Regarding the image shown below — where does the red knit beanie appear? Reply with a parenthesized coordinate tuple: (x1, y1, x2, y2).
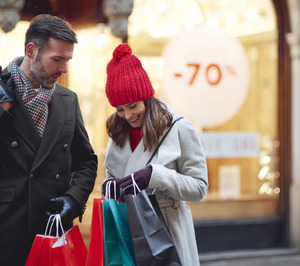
(106, 43, 155, 107)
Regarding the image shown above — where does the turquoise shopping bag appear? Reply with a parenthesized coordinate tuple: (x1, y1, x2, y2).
(103, 199, 136, 266)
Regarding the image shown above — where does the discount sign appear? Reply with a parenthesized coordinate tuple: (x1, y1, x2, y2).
(162, 25, 250, 128)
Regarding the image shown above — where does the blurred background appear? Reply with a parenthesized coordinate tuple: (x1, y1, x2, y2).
(1, 0, 300, 261)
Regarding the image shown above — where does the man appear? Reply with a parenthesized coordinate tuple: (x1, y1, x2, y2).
(0, 14, 98, 265)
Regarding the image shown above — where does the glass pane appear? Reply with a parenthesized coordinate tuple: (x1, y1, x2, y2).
(128, 0, 278, 220)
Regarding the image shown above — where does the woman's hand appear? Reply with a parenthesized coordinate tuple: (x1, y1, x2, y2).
(118, 167, 152, 195)
(102, 178, 121, 200)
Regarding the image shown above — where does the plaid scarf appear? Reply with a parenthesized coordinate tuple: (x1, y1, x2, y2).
(7, 57, 54, 137)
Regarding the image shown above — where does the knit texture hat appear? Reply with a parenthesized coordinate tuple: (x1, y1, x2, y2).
(106, 43, 155, 107)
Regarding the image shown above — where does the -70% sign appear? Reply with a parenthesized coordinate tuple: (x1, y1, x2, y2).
(162, 25, 250, 128)
(174, 63, 237, 86)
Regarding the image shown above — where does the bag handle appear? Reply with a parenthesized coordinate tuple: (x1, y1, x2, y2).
(131, 173, 141, 196)
(105, 180, 118, 200)
(45, 214, 56, 235)
(45, 214, 65, 238)
(146, 116, 183, 196)
(146, 117, 183, 165)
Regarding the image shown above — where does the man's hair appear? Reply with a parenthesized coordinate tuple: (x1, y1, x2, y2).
(25, 14, 78, 53)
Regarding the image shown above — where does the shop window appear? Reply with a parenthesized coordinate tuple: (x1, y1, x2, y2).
(128, 0, 278, 220)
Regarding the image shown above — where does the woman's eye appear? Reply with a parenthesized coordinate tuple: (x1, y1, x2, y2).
(116, 109, 123, 113)
(129, 105, 136, 109)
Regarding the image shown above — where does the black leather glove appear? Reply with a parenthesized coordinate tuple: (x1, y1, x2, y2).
(0, 66, 14, 104)
(102, 178, 120, 200)
(117, 167, 152, 195)
(0, 66, 11, 80)
(46, 195, 81, 232)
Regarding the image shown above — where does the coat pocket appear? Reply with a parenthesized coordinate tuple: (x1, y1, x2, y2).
(61, 122, 75, 131)
(0, 187, 16, 202)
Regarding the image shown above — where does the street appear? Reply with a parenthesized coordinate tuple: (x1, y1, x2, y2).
(199, 248, 300, 266)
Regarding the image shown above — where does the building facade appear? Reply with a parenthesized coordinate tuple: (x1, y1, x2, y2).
(1, 0, 300, 255)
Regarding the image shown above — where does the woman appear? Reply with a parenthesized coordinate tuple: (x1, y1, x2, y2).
(103, 43, 208, 266)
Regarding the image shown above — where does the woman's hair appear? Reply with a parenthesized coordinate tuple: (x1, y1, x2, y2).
(106, 97, 173, 151)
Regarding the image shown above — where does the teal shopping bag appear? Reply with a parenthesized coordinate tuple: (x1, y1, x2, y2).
(103, 199, 136, 266)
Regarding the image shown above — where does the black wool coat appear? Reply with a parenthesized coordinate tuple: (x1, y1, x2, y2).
(0, 83, 98, 266)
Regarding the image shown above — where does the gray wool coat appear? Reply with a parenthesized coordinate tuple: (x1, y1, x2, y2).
(105, 103, 208, 266)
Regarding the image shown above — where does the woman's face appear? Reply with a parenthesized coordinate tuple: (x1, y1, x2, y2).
(116, 101, 146, 128)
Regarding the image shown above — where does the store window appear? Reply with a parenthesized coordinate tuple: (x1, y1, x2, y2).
(128, 0, 279, 220)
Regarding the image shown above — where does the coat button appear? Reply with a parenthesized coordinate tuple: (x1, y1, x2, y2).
(63, 144, 68, 150)
(29, 173, 34, 179)
(11, 141, 18, 148)
(55, 174, 61, 180)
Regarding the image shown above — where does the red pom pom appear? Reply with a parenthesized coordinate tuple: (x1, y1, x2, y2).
(113, 44, 132, 60)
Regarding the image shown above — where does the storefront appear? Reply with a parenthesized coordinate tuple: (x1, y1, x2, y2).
(1, 0, 299, 254)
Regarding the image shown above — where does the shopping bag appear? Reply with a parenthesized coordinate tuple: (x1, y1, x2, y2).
(26, 214, 87, 266)
(51, 225, 88, 266)
(124, 175, 181, 266)
(27, 214, 62, 266)
(26, 233, 45, 266)
(103, 181, 136, 266)
(86, 198, 105, 266)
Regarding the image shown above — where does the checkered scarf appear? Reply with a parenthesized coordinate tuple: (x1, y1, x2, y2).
(7, 57, 54, 137)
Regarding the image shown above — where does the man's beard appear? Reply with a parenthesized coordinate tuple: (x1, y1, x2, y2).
(30, 56, 53, 89)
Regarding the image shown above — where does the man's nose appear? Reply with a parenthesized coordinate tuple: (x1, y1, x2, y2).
(59, 62, 68, 74)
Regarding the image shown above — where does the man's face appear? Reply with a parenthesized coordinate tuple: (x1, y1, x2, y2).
(30, 37, 74, 89)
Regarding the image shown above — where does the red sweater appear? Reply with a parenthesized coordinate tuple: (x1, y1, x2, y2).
(130, 128, 143, 151)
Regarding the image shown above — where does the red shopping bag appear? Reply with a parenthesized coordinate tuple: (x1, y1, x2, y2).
(27, 214, 61, 266)
(27, 214, 87, 266)
(51, 226, 87, 266)
(86, 198, 105, 266)
(27, 235, 59, 266)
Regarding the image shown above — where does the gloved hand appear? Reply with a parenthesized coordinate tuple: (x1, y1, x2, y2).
(118, 167, 152, 195)
(0, 66, 11, 80)
(0, 66, 14, 104)
(102, 178, 120, 200)
(46, 195, 81, 232)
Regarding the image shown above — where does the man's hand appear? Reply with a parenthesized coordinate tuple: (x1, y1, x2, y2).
(1, 102, 13, 111)
(0, 66, 14, 111)
(46, 195, 81, 231)
(0, 83, 13, 108)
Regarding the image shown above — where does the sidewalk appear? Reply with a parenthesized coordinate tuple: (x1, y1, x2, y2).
(199, 248, 300, 266)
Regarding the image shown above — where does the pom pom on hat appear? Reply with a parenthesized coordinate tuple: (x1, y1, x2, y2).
(112, 43, 132, 60)
(106, 43, 155, 107)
